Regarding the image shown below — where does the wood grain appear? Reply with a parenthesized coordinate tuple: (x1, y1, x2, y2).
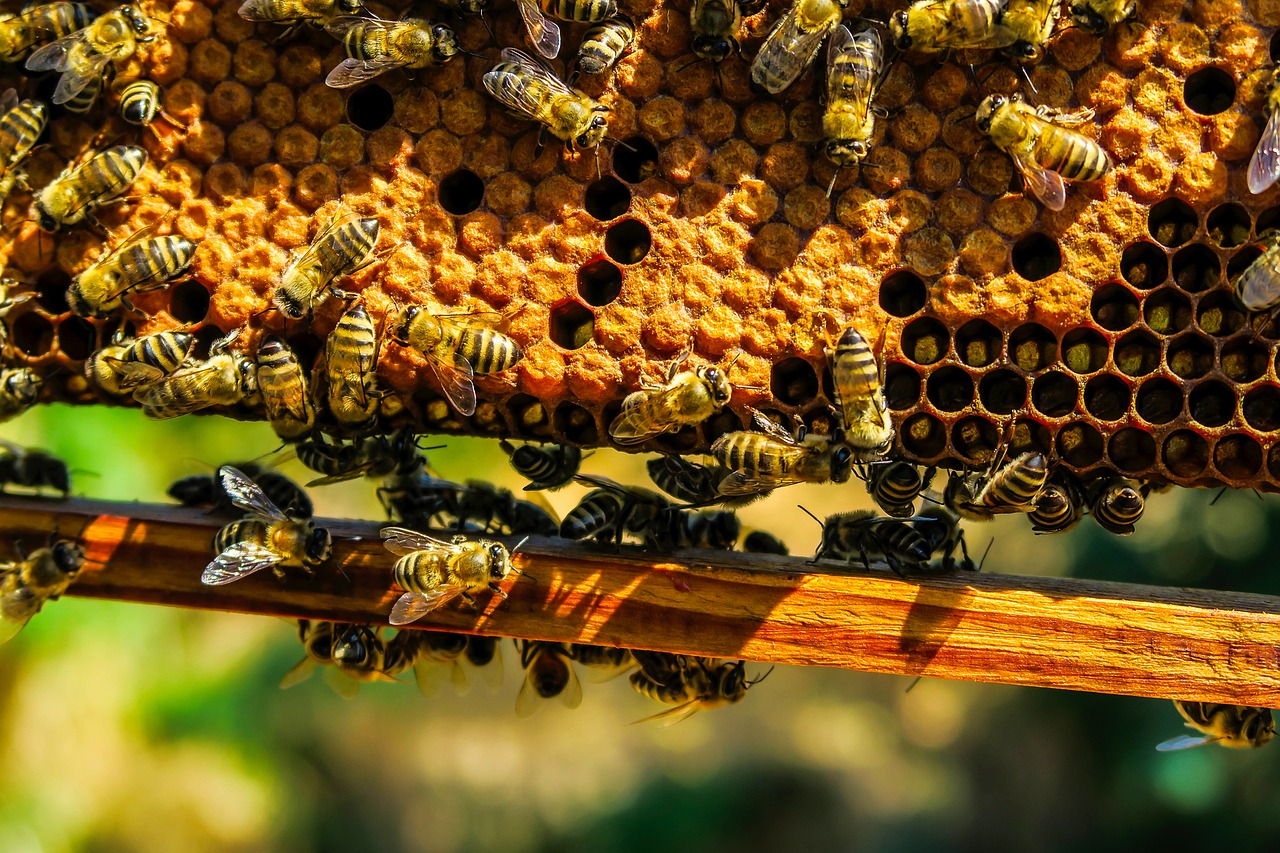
(4, 495, 1279, 705)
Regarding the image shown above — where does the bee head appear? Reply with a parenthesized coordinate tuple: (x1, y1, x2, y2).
(1246, 711, 1276, 747)
(34, 200, 59, 233)
(699, 365, 731, 405)
(305, 527, 333, 563)
(5, 369, 38, 402)
(392, 306, 418, 342)
(486, 543, 509, 577)
(1068, 4, 1108, 35)
(334, 625, 374, 665)
(432, 24, 460, 62)
(51, 540, 85, 576)
(120, 5, 151, 35)
(829, 443, 854, 483)
(692, 36, 733, 63)
(888, 10, 910, 50)
(974, 95, 1003, 132)
(714, 660, 747, 699)
(824, 139, 867, 168)
(575, 109, 610, 149)
(1007, 41, 1042, 65)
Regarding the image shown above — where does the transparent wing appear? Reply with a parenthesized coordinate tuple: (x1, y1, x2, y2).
(0, 614, 29, 646)
(220, 465, 288, 520)
(49, 50, 110, 105)
(1012, 149, 1066, 212)
(516, 0, 561, 59)
(463, 642, 504, 692)
(326, 57, 402, 88)
(1156, 734, 1217, 751)
(389, 588, 465, 625)
(304, 467, 369, 487)
(946, 0, 1017, 48)
(1249, 109, 1280, 194)
(201, 541, 282, 585)
(607, 392, 671, 444)
(716, 471, 795, 496)
(24, 31, 77, 71)
(826, 23, 853, 68)
(632, 700, 701, 726)
(279, 655, 317, 689)
(134, 362, 228, 418)
(324, 667, 362, 699)
(484, 48, 575, 117)
(757, 7, 829, 95)
(380, 525, 455, 555)
(515, 658, 582, 718)
(426, 354, 477, 417)
(412, 656, 467, 698)
(0, 88, 16, 113)
(748, 410, 799, 444)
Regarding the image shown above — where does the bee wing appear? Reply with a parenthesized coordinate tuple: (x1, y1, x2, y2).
(24, 31, 78, 71)
(464, 643, 504, 691)
(749, 410, 799, 444)
(238, 0, 295, 21)
(0, 614, 30, 646)
(756, 6, 829, 95)
(826, 23, 854, 66)
(380, 525, 456, 555)
(486, 48, 576, 114)
(0, 88, 16, 113)
(632, 700, 701, 726)
(220, 465, 288, 520)
(134, 361, 227, 419)
(412, 655, 467, 698)
(607, 389, 675, 444)
(389, 588, 465, 625)
(515, 0, 562, 59)
(426, 354, 477, 417)
(1155, 734, 1219, 751)
(324, 668, 362, 699)
(1011, 149, 1066, 212)
(49, 50, 110, 105)
(279, 655, 318, 689)
(201, 541, 282, 585)
(326, 57, 403, 88)
(946, 0, 1017, 48)
(1249, 108, 1280, 194)
(716, 471, 794, 496)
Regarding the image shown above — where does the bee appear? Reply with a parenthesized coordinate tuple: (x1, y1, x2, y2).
(560, 474, 669, 545)
(324, 16, 459, 89)
(999, 0, 1058, 65)
(975, 94, 1111, 212)
(499, 440, 582, 491)
(483, 48, 611, 152)
(710, 411, 855, 496)
(68, 227, 196, 318)
(87, 329, 193, 396)
(742, 529, 789, 555)
(452, 480, 559, 537)
(608, 352, 733, 446)
(1157, 702, 1275, 751)
(436, 0, 490, 18)
(688, 0, 761, 64)
(391, 304, 523, 417)
(630, 653, 770, 724)
(0, 367, 41, 422)
(0, 442, 69, 496)
(516, 640, 583, 716)
(274, 214, 379, 320)
(406, 630, 470, 696)
(62, 71, 101, 113)
(1067, 0, 1137, 36)
(822, 26, 885, 194)
(34, 144, 146, 233)
(0, 92, 46, 204)
(911, 506, 980, 572)
(645, 455, 758, 508)
(1088, 475, 1144, 536)
(887, 0, 1014, 53)
(256, 335, 315, 442)
(168, 462, 312, 518)
(0, 538, 85, 643)
(203, 466, 332, 586)
(238, 0, 363, 33)
(807, 508, 931, 575)
(574, 15, 634, 80)
(25, 5, 155, 106)
(1028, 472, 1084, 534)
(280, 621, 397, 696)
(134, 329, 257, 419)
(1233, 231, 1280, 313)
(380, 526, 520, 625)
(861, 461, 935, 518)
(829, 326, 893, 461)
(298, 429, 424, 486)
(0, 3, 96, 63)
(749, 0, 847, 95)
(945, 450, 1049, 520)
(377, 470, 462, 526)
(116, 78, 173, 127)
(324, 302, 382, 433)
(645, 507, 741, 551)
(570, 643, 634, 674)
(0, 277, 33, 350)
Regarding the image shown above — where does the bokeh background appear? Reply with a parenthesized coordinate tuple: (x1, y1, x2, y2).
(0, 405, 1278, 852)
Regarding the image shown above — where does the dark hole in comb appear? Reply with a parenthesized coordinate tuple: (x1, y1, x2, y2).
(879, 271, 926, 317)
(1031, 371, 1076, 417)
(1119, 241, 1168, 289)
(1215, 434, 1262, 480)
(12, 312, 52, 357)
(169, 279, 210, 324)
(613, 136, 659, 184)
(1189, 379, 1235, 428)
(1169, 244, 1218, 293)
(884, 363, 921, 410)
(1148, 198, 1197, 247)
(56, 316, 94, 360)
(554, 401, 598, 445)
(583, 176, 631, 221)
(1011, 233, 1060, 282)
(1135, 377, 1181, 425)
(1243, 385, 1280, 432)
(1166, 333, 1213, 380)
(1183, 66, 1236, 116)
(1163, 430, 1208, 478)
(1090, 283, 1139, 331)
(1057, 423, 1103, 467)
(439, 169, 485, 216)
(1083, 374, 1127, 421)
(900, 412, 945, 459)
(577, 258, 623, 306)
(1109, 428, 1156, 474)
(1206, 203, 1251, 248)
(548, 300, 594, 350)
(978, 369, 1025, 414)
(604, 219, 651, 265)
(926, 366, 974, 412)
(34, 268, 70, 314)
(771, 357, 818, 406)
(346, 83, 394, 131)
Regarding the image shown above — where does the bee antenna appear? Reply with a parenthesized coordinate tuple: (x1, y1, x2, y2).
(748, 665, 775, 685)
(826, 167, 841, 198)
(975, 538, 993, 572)
(605, 136, 636, 152)
(511, 535, 530, 554)
(480, 12, 494, 40)
(1020, 66, 1038, 96)
(673, 55, 703, 75)
(797, 505, 823, 527)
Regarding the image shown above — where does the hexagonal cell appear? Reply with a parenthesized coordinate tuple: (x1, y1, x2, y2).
(1060, 327, 1107, 375)
(702, 407, 744, 443)
(1148, 198, 1198, 248)
(1243, 385, 1280, 431)
(1119, 241, 1169, 290)
(169, 279, 211, 324)
(771, 357, 819, 406)
(548, 300, 595, 350)
(1206, 203, 1251, 249)
(884, 362, 922, 410)
(901, 317, 949, 365)
(583, 176, 631, 221)
(34, 269, 70, 314)
(1142, 288, 1192, 334)
(613, 136, 659, 183)
(1009, 418, 1051, 456)
(1214, 434, 1263, 480)
(1183, 66, 1236, 116)
(11, 312, 53, 357)
(1163, 430, 1209, 478)
(951, 416, 999, 463)
(1030, 370, 1077, 417)
(439, 169, 485, 216)
(1135, 377, 1182, 425)
(926, 366, 974, 412)
(1090, 283, 1139, 331)
(1166, 333, 1214, 379)
(1220, 338, 1269, 383)
(1257, 205, 1280, 236)
(879, 271, 926, 318)
(604, 219, 651, 265)
(978, 369, 1026, 414)
(346, 84, 394, 131)
(56, 316, 94, 361)
(1083, 374, 1128, 420)
(1113, 329, 1159, 377)
(1056, 423, 1104, 467)
(1195, 290, 1246, 336)
(1011, 232, 1061, 281)
(1226, 245, 1263, 284)
(1007, 323, 1057, 371)
(1108, 428, 1156, 474)
(1188, 379, 1235, 428)
(577, 258, 623, 306)
(505, 393, 550, 437)
(901, 412, 946, 458)
(1170, 244, 1219, 293)
(554, 401, 599, 445)
(955, 319, 1000, 368)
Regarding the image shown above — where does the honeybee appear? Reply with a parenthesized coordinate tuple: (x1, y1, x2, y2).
(645, 507, 741, 551)
(391, 304, 523, 417)
(325, 302, 382, 433)
(380, 526, 520, 625)
(1157, 702, 1275, 751)
(1067, 0, 1137, 35)
(34, 144, 147, 233)
(87, 328, 193, 396)
(608, 352, 733, 445)
(1028, 472, 1083, 534)
(911, 506, 980, 572)
(749, 0, 847, 95)
(646, 455, 756, 508)
(68, 227, 196, 318)
(630, 653, 769, 724)
(688, 0, 761, 64)
(0, 443, 69, 496)
(574, 15, 634, 80)
(1251, 70, 1280, 195)
(238, 0, 362, 32)
(710, 411, 855, 496)
(1088, 475, 1144, 536)
(0, 367, 41, 422)
(822, 26, 885, 195)
(975, 94, 1111, 212)
(406, 630, 469, 696)
(298, 429, 424, 486)
(1234, 231, 1280, 314)
(203, 465, 332, 586)
(324, 16, 459, 88)
(944, 449, 1049, 520)
(0, 92, 46, 204)
(62, 71, 101, 113)
(483, 48, 611, 151)
(742, 529, 788, 555)
(516, 640, 583, 716)
(807, 507, 931, 575)
(499, 440, 582, 491)
(0, 538, 85, 643)
(256, 335, 315, 442)
(829, 326, 893, 460)
(25, 5, 155, 106)
(570, 642, 634, 675)
(281, 620, 397, 697)
(560, 474, 669, 545)
(133, 329, 258, 419)
(169, 461, 312, 518)
(860, 461, 935, 517)
(274, 214, 379, 320)
(117, 78, 173, 127)
(0, 3, 96, 63)
(451, 479, 559, 536)
(887, 0, 1014, 53)
(1000, 0, 1059, 65)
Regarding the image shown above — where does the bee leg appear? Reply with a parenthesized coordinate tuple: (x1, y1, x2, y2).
(534, 128, 547, 159)
(461, 591, 479, 609)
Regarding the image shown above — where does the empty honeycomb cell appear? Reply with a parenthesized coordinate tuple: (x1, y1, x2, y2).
(583, 177, 631, 221)
(1148, 198, 1199, 247)
(879, 271, 926, 318)
(1008, 323, 1057, 371)
(926, 366, 975, 412)
(1189, 379, 1236, 427)
(1032, 370, 1078, 417)
(1119, 241, 1170, 290)
(884, 363, 922, 411)
(169, 280, 211, 325)
(1090, 283, 1140, 331)
(1169, 243, 1219, 293)
(952, 416, 1000, 463)
(56, 317, 94, 362)
(901, 317, 949, 366)
(439, 170, 485, 216)
(1135, 377, 1182, 424)
(956, 319, 1001, 368)
(34, 269, 70, 315)
(577, 259, 623, 307)
(1195, 290, 1247, 336)
(1183, 66, 1237, 116)
(1163, 430, 1209, 477)
(1143, 288, 1193, 334)
(347, 85, 395, 132)
(1057, 423, 1105, 467)
(1214, 434, 1263, 479)
(1167, 333, 1214, 379)
(771, 357, 819, 406)
(1084, 374, 1130, 420)
(1114, 330, 1160, 377)
(1061, 328, 1108, 375)
(554, 401, 598, 445)
(1206, 203, 1252, 248)
(702, 408, 745, 444)
(1221, 339, 1269, 382)
(1011, 233, 1061, 282)
(12, 312, 52, 358)
(978, 370, 1027, 414)
(1243, 384, 1280, 430)
(549, 301, 595, 350)
(1108, 428, 1157, 473)
(901, 412, 946, 458)
(506, 394, 549, 437)
(604, 220, 652, 265)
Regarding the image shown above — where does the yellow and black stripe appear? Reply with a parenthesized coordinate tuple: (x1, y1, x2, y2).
(539, 0, 614, 23)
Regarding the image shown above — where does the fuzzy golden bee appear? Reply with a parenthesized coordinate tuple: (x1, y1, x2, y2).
(750, 0, 847, 95)
(608, 352, 732, 445)
(710, 411, 855, 496)
(483, 48, 610, 151)
(0, 367, 40, 422)
(688, 0, 760, 64)
(325, 301, 382, 433)
(829, 326, 893, 460)
(999, 0, 1059, 65)
(516, 640, 583, 717)
(25, 4, 154, 105)
(861, 461, 934, 518)
(888, 0, 1013, 53)
(238, 0, 362, 31)
(86, 328, 194, 396)
(324, 16, 459, 88)
(390, 305, 523, 417)
(574, 14, 633, 79)
(630, 653, 770, 724)
(380, 526, 520, 625)
(975, 93, 1111, 212)
(822, 25, 884, 194)
(257, 335, 315, 441)
(1067, 0, 1136, 35)
(1234, 231, 1280, 313)
(116, 78, 173, 127)
(0, 538, 85, 644)
(274, 213, 379, 320)
(0, 2, 96, 63)
(133, 329, 258, 419)
(34, 144, 147, 233)
(0, 92, 45, 204)
(1157, 702, 1275, 752)
(68, 227, 196, 318)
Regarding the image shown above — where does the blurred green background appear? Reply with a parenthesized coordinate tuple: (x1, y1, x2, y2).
(0, 404, 1278, 852)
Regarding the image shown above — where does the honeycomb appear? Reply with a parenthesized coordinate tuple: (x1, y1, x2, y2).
(0, 0, 1276, 490)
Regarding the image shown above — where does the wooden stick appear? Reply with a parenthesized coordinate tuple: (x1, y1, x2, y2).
(4, 496, 1279, 705)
